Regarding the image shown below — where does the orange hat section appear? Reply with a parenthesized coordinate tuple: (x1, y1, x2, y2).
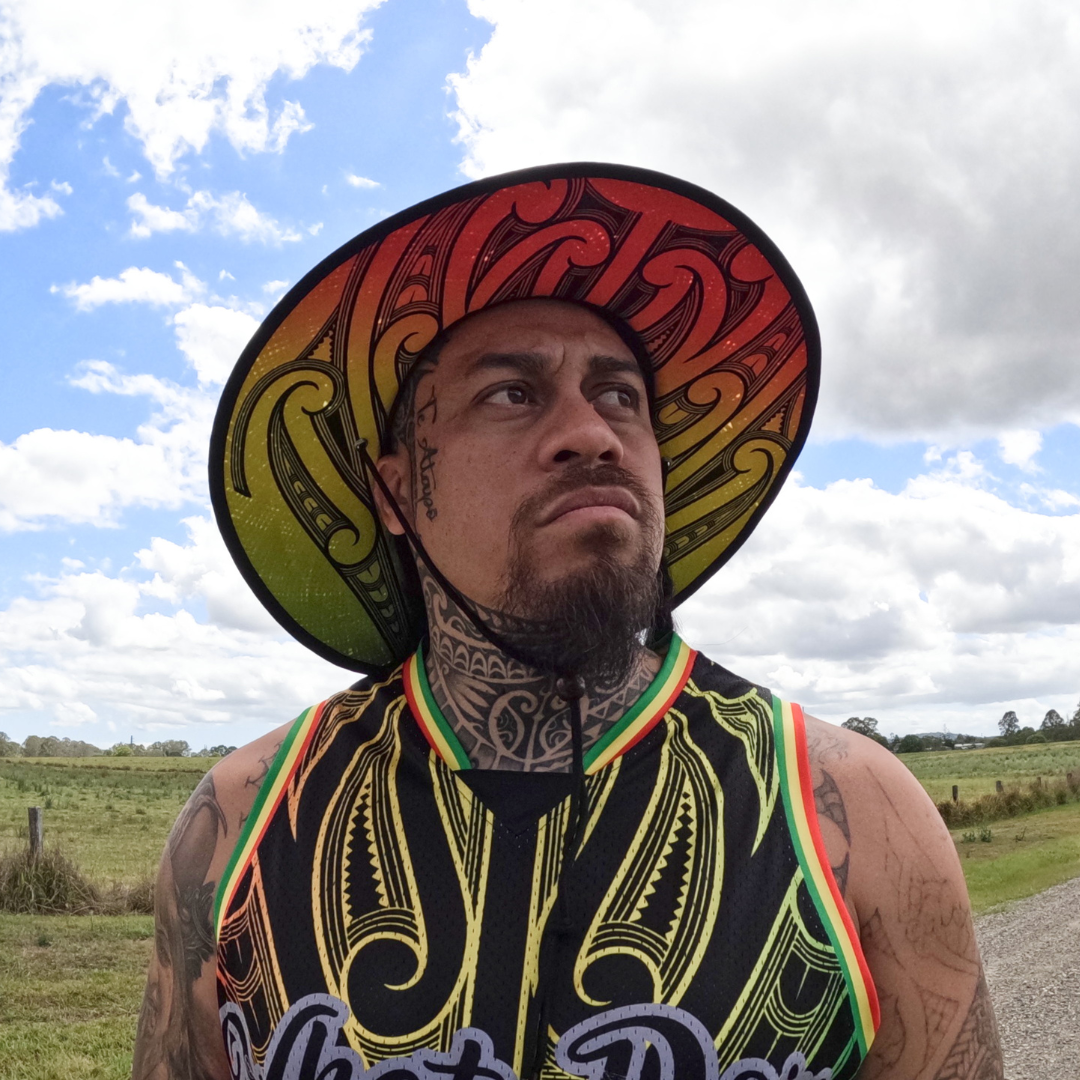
(212, 166, 817, 671)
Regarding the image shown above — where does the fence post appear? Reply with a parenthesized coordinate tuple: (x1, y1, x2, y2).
(995, 780, 1004, 794)
(28, 806, 43, 860)
(952, 785, 959, 803)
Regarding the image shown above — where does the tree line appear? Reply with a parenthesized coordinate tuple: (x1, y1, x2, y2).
(841, 698, 1080, 753)
(993, 702, 1080, 746)
(0, 733, 236, 758)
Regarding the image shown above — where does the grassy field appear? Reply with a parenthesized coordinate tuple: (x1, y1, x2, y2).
(0, 758, 211, 885)
(952, 800, 1080, 912)
(0, 912, 153, 1080)
(898, 739, 1080, 802)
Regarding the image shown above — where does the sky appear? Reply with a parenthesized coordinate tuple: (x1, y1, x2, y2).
(0, 0, 1077, 749)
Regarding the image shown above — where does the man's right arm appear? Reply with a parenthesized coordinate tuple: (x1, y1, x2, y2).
(132, 722, 294, 1080)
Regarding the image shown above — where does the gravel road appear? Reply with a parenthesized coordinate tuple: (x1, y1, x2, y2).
(976, 874, 1080, 1080)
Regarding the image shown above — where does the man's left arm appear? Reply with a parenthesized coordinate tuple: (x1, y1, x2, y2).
(804, 717, 1004, 1080)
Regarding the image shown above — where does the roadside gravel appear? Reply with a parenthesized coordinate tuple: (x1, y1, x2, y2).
(976, 874, 1080, 1080)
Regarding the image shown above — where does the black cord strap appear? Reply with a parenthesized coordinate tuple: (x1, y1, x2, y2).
(355, 438, 544, 671)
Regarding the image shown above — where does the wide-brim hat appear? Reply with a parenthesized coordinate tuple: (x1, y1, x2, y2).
(210, 163, 819, 674)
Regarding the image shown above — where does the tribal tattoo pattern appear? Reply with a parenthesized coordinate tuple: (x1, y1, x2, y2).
(420, 567, 659, 771)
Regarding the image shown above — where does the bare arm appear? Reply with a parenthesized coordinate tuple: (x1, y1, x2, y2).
(805, 717, 1003, 1080)
(132, 725, 292, 1080)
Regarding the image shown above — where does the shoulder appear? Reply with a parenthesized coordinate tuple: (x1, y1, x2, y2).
(205, 719, 297, 859)
(802, 715, 1001, 1079)
(801, 714, 959, 923)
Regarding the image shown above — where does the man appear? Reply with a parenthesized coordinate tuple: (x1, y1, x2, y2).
(134, 166, 1002, 1080)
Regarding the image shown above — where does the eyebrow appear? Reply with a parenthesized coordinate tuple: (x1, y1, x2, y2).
(469, 351, 646, 381)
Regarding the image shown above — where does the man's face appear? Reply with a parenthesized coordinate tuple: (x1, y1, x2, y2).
(376, 299, 666, 614)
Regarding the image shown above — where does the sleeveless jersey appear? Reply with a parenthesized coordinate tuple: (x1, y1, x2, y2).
(215, 636, 879, 1080)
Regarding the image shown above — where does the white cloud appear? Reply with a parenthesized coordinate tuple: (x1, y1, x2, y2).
(345, 172, 379, 188)
(0, 518, 343, 740)
(0, 363, 214, 531)
(998, 429, 1043, 472)
(49, 179, 72, 195)
(172, 303, 259, 385)
(0, 0, 386, 231)
(678, 455, 1080, 734)
(52, 262, 204, 310)
(450, 0, 1080, 442)
(126, 192, 194, 237)
(127, 189, 302, 243)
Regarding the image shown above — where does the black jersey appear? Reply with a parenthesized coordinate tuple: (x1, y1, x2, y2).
(214, 636, 878, 1080)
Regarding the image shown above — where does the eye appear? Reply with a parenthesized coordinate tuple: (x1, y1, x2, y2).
(594, 385, 639, 411)
(484, 384, 533, 406)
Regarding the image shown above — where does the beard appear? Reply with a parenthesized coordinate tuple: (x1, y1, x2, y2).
(492, 464, 669, 689)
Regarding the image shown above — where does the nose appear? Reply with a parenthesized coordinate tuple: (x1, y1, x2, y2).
(537, 387, 624, 469)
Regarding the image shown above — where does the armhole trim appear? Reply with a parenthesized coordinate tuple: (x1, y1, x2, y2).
(212, 701, 327, 939)
(773, 696, 881, 1056)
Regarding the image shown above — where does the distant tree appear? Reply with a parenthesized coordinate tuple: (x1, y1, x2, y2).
(1042, 709, 1065, 731)
(1027, 732, 1048, 744)
(146, 739, 190, 758)
(998, 711, 1020, 738)
(841, 717, 890, 748)
(194, 744, 236, 758)
(22, 735, 61, 757)
(54, 737, 101, 757)
(111, 743, 133, 757)
(0, 731, 20, 756)
(897, 734, 924, 754)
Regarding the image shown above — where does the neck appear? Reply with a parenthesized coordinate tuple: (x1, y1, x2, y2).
(419, 568, 660, 773)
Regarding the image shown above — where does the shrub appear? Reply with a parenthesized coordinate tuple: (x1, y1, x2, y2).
(0, 847, 99, 914)
(936, 774, 1080, 828)
(0, 846, 155, 915)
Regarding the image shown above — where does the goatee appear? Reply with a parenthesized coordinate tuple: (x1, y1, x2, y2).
(494, 466, 669, 688)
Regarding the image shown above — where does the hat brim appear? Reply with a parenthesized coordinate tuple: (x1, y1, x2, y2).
(210, 163, 819, 673)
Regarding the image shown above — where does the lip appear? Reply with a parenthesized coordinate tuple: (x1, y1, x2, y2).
(539, 485, 641, 526)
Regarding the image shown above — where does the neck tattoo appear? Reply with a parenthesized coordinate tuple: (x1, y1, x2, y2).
(419, 569, 660, 773)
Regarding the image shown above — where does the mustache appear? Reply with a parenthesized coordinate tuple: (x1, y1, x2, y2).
(509, 463, 659, 533)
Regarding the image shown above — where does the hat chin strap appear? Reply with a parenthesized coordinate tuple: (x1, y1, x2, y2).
(354, 438, 587, 691)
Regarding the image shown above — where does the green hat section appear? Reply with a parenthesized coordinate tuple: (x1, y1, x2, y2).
(210, 163, 819, 673)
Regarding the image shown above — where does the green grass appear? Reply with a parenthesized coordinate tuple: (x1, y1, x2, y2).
(899, 739, 1080, 802)
(953, 800, 1080, 912)
(0, 758, 209, 884)
(0, 912, 153, 1080)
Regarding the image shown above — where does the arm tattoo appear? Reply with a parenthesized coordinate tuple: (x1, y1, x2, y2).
(244, 741, 282, 792)
(809, 756, 852, 896)
(421, 568, 658, 772)
(858, 776, 1001, 1079)
(814, 769, 851, 843)
(132, 773, 228, 1079)
(934, 974, 1003, 1079)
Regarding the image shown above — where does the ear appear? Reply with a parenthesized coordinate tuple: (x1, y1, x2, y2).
(373, 450, 412, 536)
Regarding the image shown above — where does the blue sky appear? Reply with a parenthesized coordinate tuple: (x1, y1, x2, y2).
(1, 0, 1078, 749)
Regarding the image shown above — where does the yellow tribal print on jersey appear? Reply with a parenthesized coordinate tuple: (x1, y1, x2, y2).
(215, 641, 877, 1080)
